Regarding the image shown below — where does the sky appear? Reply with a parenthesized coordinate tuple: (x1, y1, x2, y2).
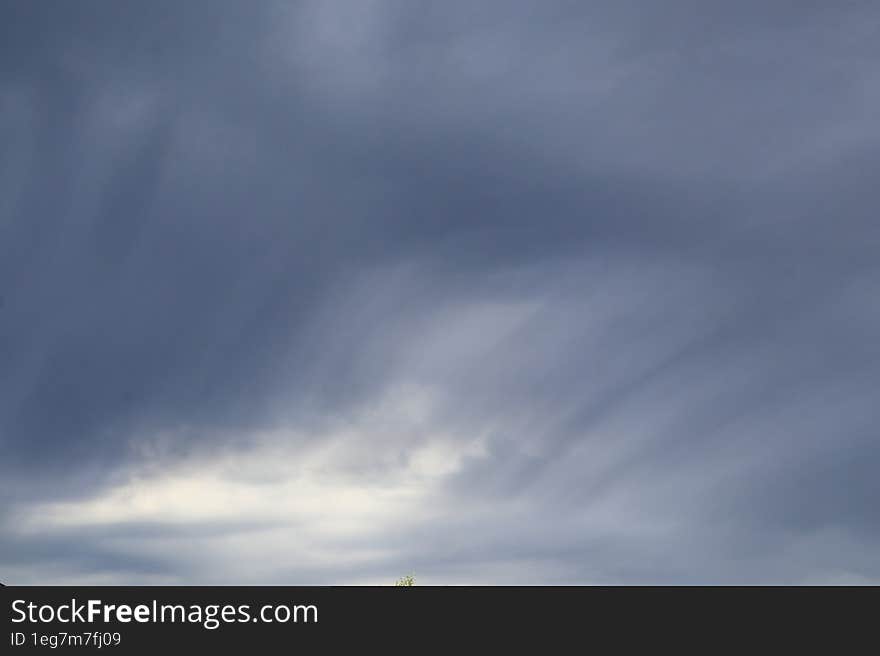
(1, 0, 878, 585)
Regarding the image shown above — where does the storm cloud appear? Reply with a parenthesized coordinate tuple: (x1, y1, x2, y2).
(1, 0, 878, 584)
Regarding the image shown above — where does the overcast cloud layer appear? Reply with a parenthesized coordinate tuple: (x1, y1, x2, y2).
(1, 1, 878, 584)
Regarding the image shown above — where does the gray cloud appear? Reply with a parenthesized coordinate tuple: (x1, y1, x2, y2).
(1, 0, 878, 584)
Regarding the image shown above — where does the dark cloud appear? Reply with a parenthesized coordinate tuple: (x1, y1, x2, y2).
(1, 1, 878, 583)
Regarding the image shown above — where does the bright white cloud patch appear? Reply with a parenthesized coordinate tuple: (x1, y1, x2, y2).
(11, 382, 490, 583)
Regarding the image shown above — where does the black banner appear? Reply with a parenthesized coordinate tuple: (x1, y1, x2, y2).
(2, 585, 875, 652)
